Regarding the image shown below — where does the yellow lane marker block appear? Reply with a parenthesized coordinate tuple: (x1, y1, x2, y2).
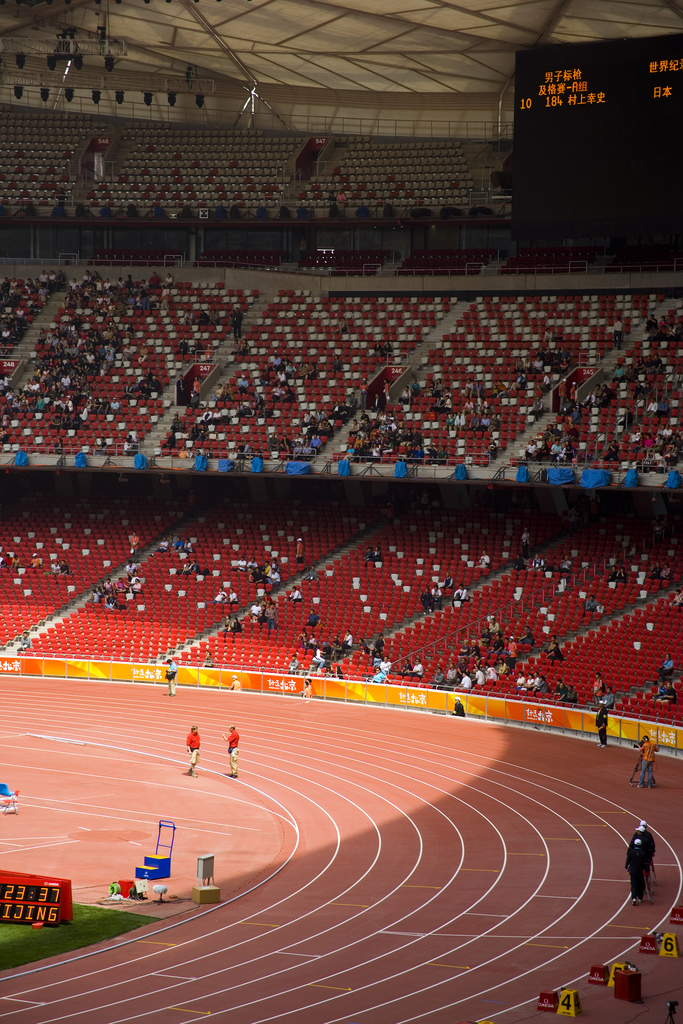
(241, 922, 278, 928)
(557, 989, 583, 1016)
(401, 884, 442, 889)
(660, 933, 681, 957)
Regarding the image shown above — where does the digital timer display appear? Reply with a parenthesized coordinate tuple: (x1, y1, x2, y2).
(513, 33, 683, 239)
(0, 872, 71, 926)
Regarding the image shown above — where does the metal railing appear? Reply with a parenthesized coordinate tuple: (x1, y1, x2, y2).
(396, 262, 485, 276)
(501, 261, 589, 275)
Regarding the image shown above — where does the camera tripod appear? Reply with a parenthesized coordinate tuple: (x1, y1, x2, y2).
(665, 1003, 677, 1024)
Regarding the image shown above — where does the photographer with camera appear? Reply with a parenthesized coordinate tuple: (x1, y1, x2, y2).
(637, 734, 658, 788)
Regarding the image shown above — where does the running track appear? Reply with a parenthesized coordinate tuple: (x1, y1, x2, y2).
(0, 677, 682, 1023)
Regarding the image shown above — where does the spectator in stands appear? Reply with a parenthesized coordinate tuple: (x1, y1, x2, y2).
(401, 658, 423, 681)
(655, 683, 677, 704)
(657, 654, 674, 682)
(547, 637, 564, 662)
(289, 586, 303, 604)
(583, 594, 599, 617)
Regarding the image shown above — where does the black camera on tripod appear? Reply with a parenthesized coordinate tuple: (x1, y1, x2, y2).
(667, 1002, 678, 1012)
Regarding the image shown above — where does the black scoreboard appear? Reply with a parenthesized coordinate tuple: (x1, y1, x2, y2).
(513, 33, 683, 239)
(0, 881, 62, 925)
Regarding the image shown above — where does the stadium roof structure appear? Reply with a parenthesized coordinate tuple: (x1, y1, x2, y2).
(2, 0, 683, 132)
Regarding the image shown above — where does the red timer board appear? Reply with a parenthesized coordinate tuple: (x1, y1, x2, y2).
(0, 871, 73, 925)
(513, 32, 683, 239)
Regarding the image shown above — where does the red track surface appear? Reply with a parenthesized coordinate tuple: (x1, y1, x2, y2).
(0, 676, 682, 1024)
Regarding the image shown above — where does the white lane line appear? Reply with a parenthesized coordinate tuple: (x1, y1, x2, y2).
(0, 840, 79, 856)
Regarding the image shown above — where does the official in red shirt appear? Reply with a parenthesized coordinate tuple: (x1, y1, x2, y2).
(222, 725, 240, 778)
(186, 724, 200, 777)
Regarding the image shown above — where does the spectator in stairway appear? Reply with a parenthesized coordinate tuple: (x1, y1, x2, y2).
(264, 601, 278, 636)
(505, 638, 518, 673)
(420, 588, 433, 614)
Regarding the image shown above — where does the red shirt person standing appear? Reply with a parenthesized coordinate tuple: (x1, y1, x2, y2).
(186, 724, 200, 778)
(222, 725, 240, 778)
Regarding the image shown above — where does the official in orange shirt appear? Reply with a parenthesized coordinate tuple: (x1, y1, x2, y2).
(638, 735, 658, 788)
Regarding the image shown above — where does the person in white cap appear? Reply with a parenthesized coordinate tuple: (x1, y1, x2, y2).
(625, 837, 648, 904)
(451, 697, 466, 718)
(628, 820, 655, 867)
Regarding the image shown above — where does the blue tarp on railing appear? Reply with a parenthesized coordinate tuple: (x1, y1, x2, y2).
(547, 467, 575, 485)
(285, 461, 311, 475)
(516, 465, 529, 483)
(580, 468, 611, 489)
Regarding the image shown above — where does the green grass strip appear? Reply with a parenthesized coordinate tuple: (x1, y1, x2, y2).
(0, 904, 152, 970)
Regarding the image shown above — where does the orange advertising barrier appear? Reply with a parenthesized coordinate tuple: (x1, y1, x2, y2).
(5, 656, 683, 752)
